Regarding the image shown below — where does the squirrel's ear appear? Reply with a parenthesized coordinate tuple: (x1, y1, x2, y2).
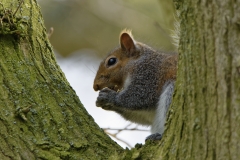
(120, 30, 136, 53)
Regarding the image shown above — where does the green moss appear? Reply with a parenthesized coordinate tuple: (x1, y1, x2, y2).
(0, 11, 28, 36)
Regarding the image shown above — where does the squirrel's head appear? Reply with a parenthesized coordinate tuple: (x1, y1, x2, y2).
(93, 29, 140, 92)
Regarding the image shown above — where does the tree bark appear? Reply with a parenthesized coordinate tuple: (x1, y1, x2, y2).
(160, 0, 240, 159)
(1, 0, 240, 159)
(0, 0, 123, 159)
(124, 1, 240, 159)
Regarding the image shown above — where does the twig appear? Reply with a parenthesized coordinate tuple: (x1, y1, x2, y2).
(103, 123, 149, 133)
(103, 124, 150, 148)
(0, 2, 6, 25)
(13, 0, 24, 16)
(104, 130, 132, 148)
(102, 127, 149, 132)
(47, 27, 54, 38)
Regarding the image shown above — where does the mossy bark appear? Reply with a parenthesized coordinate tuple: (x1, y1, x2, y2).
(0, 0, 123, 159)
(126, 0, 240, 159)
(159, 0, 240, 159)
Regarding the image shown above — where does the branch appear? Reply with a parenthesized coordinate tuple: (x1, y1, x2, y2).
(102, 124, 150, 148)
(102, 127, 149, 132)
(104, 130, 133, 148)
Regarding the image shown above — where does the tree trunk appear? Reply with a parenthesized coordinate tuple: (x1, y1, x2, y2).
(159, 0, 240, 159)
(1, 0, 240, 159)
(0, 0, 123, 159)
(124, 0, 240, 159)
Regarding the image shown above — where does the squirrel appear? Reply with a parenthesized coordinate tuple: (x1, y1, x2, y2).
(93, 29, 178, 141)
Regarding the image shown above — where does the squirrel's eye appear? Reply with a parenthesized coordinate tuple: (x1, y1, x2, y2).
(107, 58, 117, 66)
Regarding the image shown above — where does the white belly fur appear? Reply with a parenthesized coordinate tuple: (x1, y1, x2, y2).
(120, 109, 156, 126)
(151, 81, 174, 134)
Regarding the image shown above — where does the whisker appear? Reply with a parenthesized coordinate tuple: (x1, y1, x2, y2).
(84, 64, 96, 75)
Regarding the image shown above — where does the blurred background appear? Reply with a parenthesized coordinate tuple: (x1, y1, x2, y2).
(38, 0, 176, 148)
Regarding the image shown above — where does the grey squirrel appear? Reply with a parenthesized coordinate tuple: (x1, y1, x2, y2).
(93, 30, 177, 140)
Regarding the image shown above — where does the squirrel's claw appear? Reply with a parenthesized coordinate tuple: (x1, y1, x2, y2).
(96, 87, 116, 110)
(145, 133, 162, 141)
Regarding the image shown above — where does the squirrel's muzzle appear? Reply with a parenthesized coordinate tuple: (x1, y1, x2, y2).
(93, 84, 100, 91)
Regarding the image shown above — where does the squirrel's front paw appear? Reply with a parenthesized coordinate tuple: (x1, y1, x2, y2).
(96, 88, 116, 110)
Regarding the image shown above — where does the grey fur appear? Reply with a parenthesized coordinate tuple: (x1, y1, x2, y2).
(151, 81, 175, 135)
(96, 44, 177, 139)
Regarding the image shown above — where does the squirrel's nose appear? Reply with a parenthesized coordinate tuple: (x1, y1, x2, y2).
(93, 84, 100, 91)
